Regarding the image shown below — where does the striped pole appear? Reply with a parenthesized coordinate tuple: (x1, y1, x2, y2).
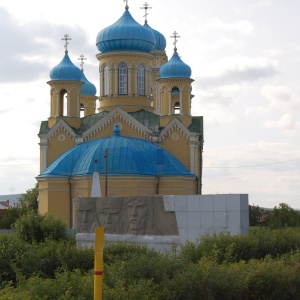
(94, 227, 104, 300)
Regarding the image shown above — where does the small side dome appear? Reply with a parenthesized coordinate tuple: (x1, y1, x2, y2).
(144, 23, 166, 51)
(80, 72, 97, 96)
(50, 53, 82, 81)
(96, 8, 155, 53)
(159, 50, 192, 79)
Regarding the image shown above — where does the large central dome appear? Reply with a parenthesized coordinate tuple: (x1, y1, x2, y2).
(96, 8, 156, 53)
(39, 125, 193, 177)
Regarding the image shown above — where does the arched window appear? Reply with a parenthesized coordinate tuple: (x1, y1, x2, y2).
(103, 66, 109, 96)
(80, 103, 84, 118)
(174, 102, 180, 114)
(137, 65, 145, 96)
(59, 89, 67, 116)
(118, 63, 127, 95)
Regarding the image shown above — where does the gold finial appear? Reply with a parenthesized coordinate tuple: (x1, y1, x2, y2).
(78, 54, 87, 72)
(170, 31, 180, 51)
(61, 34, 71, 53)
(124, 0, 129, 10)
(140, 2, 152, 23)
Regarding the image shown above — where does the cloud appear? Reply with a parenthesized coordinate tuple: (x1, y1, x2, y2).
(264, 114, 300, 134)
(0, 7, 93, 83)
(262, 85, 300, 111)
(244, 106, 269, 116)
(196, 56, 279, 88)
(202, 141, 300, 207)
(201, 18, 254, 35)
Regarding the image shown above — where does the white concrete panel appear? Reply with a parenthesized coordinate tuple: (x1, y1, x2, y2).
(199, 195, 213, 211)
(174, 195, 187, 212)
(240, 194, 249, 211)
(163, 195, 175, 212)
(188, 212, 201, 228)
(226, 194, 242, 211)
(227, 211, 241, 234)
(214, 211, 227, 228)
(187, 195, 200, 212)
(178, 227, 188, 244)
(213, 194, 227, 211)
(188, 227, 200, 243)
(200, 211, 213, 228)
(175, 211, 188, 228)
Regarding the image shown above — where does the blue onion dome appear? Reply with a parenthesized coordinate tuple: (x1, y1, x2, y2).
(159, 49, 192, 79)
(50, 52, 82, 81)
(96, 8, 155, 53)
(143, 22, 166, 51)
(80, 71, 97, 96)
(38, 125, 193, 177)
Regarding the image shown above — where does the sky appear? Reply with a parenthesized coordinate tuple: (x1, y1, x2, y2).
(0, 0, 299, 208)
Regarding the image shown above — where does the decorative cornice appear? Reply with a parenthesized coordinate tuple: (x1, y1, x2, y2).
(82, 107, 153, 142)
(96, 51, 154, 61)
(160, 118, 191, 141)
(156, 78, 194, 84)
(44, 119, 77, 142)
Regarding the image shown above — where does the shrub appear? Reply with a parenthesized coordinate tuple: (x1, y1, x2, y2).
(13, 212, 67, 243)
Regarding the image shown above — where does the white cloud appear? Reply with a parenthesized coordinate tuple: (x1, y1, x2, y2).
(202, 18, 254, 35)
(264, 114, 300, 134)
(196, 56, 279, 87)
(262, 85, 300, 111)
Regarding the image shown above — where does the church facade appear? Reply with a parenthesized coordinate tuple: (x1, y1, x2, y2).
(36, 3, 204, 227)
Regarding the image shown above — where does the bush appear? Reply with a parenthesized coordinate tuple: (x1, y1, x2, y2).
(13, 212, 67, 243)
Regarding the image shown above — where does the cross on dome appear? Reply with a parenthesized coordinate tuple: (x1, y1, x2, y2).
(78, 54, 87, 71)
(170, 31, 180, 51)
(140, 2, 152, 23)
(61, 34, 71, 53)
(123, 0, 129, 10)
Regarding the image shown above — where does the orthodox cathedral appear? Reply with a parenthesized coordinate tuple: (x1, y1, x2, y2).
(36, 2, 204, 227)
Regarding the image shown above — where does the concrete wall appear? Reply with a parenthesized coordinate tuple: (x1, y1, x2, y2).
(76, 194, 249, 252)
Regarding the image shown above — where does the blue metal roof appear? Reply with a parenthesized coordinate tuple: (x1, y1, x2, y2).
(80, 71, 97, 96)
(38, 125, 193, 178)
(143, 23, 166, 51)
(96, 8, 155, 53)
(159, 49, 192, 79)
(49, 53, 82, 81)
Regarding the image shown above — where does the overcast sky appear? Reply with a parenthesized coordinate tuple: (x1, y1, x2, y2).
(0, 0, 299, 208)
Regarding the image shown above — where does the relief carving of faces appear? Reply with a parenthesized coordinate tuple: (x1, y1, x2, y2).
(96, 198, 122, 234)
(127, 197, 149, 234)
(76, 198, 96, 233)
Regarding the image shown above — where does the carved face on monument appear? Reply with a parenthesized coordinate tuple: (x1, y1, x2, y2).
(76, 198, 96, 233)
(97, 198, 122, 234)
(127, 197, 149, 234)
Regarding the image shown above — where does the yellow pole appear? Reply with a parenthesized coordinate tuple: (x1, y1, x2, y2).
(94, 227, 104, 300)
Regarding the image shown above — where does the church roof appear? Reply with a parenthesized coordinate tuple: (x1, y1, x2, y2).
(159, 49, 192, 79)
(96, 8, 155, 53)
(49, 52, 82, 81)
(143, 22, 166, 51)
(38, 110, 203, 136)
(80, 71, 97, 96)
(38, 125, 194, 178)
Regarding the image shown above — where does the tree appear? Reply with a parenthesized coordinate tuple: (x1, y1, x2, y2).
(17, 183, 39, 213)
(249, 204, 271, 226)
(0, 184, 38, 229)
(268, 203, 300, 229)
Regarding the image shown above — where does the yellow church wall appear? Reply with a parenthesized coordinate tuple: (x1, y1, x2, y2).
(47, 132, 75, 167)
(162, 132, 190, 170)
(38, 178, 71, 227)
(84, 120, 151, 143)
